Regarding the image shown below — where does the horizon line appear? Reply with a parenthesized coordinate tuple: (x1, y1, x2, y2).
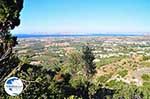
(12, 32, 150, 34)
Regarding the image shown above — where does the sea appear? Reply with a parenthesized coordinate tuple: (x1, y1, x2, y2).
(14, 33, 144, 38)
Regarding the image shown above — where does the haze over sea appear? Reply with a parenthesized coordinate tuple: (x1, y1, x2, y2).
(15, 33, 144, 38)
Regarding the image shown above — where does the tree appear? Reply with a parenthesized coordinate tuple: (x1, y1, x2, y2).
(0, 0, 24, 98)
(0, 0, 24, 82)
(0, 0, 23, 32)
(81, 45, 96, 99)
(0, 0, 23, 51)
(82, 44, 96, 78)
(62, 51, 83, 75)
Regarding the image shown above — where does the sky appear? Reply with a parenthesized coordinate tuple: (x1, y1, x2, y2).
(12, 0, 150, 34)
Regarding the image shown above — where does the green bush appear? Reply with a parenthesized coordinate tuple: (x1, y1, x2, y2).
(142, 74, 150, 81)
(140, 61, 150, 67)
(118, 69, 128, 77)
(106, 80, 126, 89)
(96, 74, 112, 84)
(96, 56, 126, 68)
(142, 55, 150, 61)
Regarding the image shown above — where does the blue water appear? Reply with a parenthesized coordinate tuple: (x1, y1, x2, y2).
(14, 33, 143, 38)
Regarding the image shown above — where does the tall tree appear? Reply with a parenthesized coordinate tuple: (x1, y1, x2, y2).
(82, 44, 96, 78)
(0, 0, 24, 82)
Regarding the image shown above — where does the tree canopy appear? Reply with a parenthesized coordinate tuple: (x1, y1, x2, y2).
(0, 0, 23, 34)
(0, 0, 24, 83)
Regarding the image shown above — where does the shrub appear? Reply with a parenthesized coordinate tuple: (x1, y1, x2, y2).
(142, 74, 150, 81)
(118, 69, 128, 77)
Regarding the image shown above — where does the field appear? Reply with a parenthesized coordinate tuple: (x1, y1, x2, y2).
(16, 36, 150, 87)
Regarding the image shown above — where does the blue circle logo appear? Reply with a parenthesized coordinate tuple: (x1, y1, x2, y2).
(4, 77, 23, 96)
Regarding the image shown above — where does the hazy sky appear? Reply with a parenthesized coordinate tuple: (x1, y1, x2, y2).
(12, 0, 150, 34)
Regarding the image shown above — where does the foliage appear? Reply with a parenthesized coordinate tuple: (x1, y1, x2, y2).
(96, 74, 112, 84)
(0, 0, 23, 28)
(142, 55, 150, 61)
(140, 61, 150, 67)
(117, 69, 128, 77)
(106, 80, 144, 99)
(141, 74, 150, 81)
(140, 82, 150, 99)
(82, 45, 96, 77)
(0, 0, 24, 82)
(96, 56, 126, 68)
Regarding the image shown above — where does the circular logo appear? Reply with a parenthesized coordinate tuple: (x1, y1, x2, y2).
(4, 77, 23, 96)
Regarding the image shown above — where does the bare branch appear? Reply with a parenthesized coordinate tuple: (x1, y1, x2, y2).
(0, 48, 12, 62)
(2, 62, 24, 82)
(21, 79, 40, 83)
